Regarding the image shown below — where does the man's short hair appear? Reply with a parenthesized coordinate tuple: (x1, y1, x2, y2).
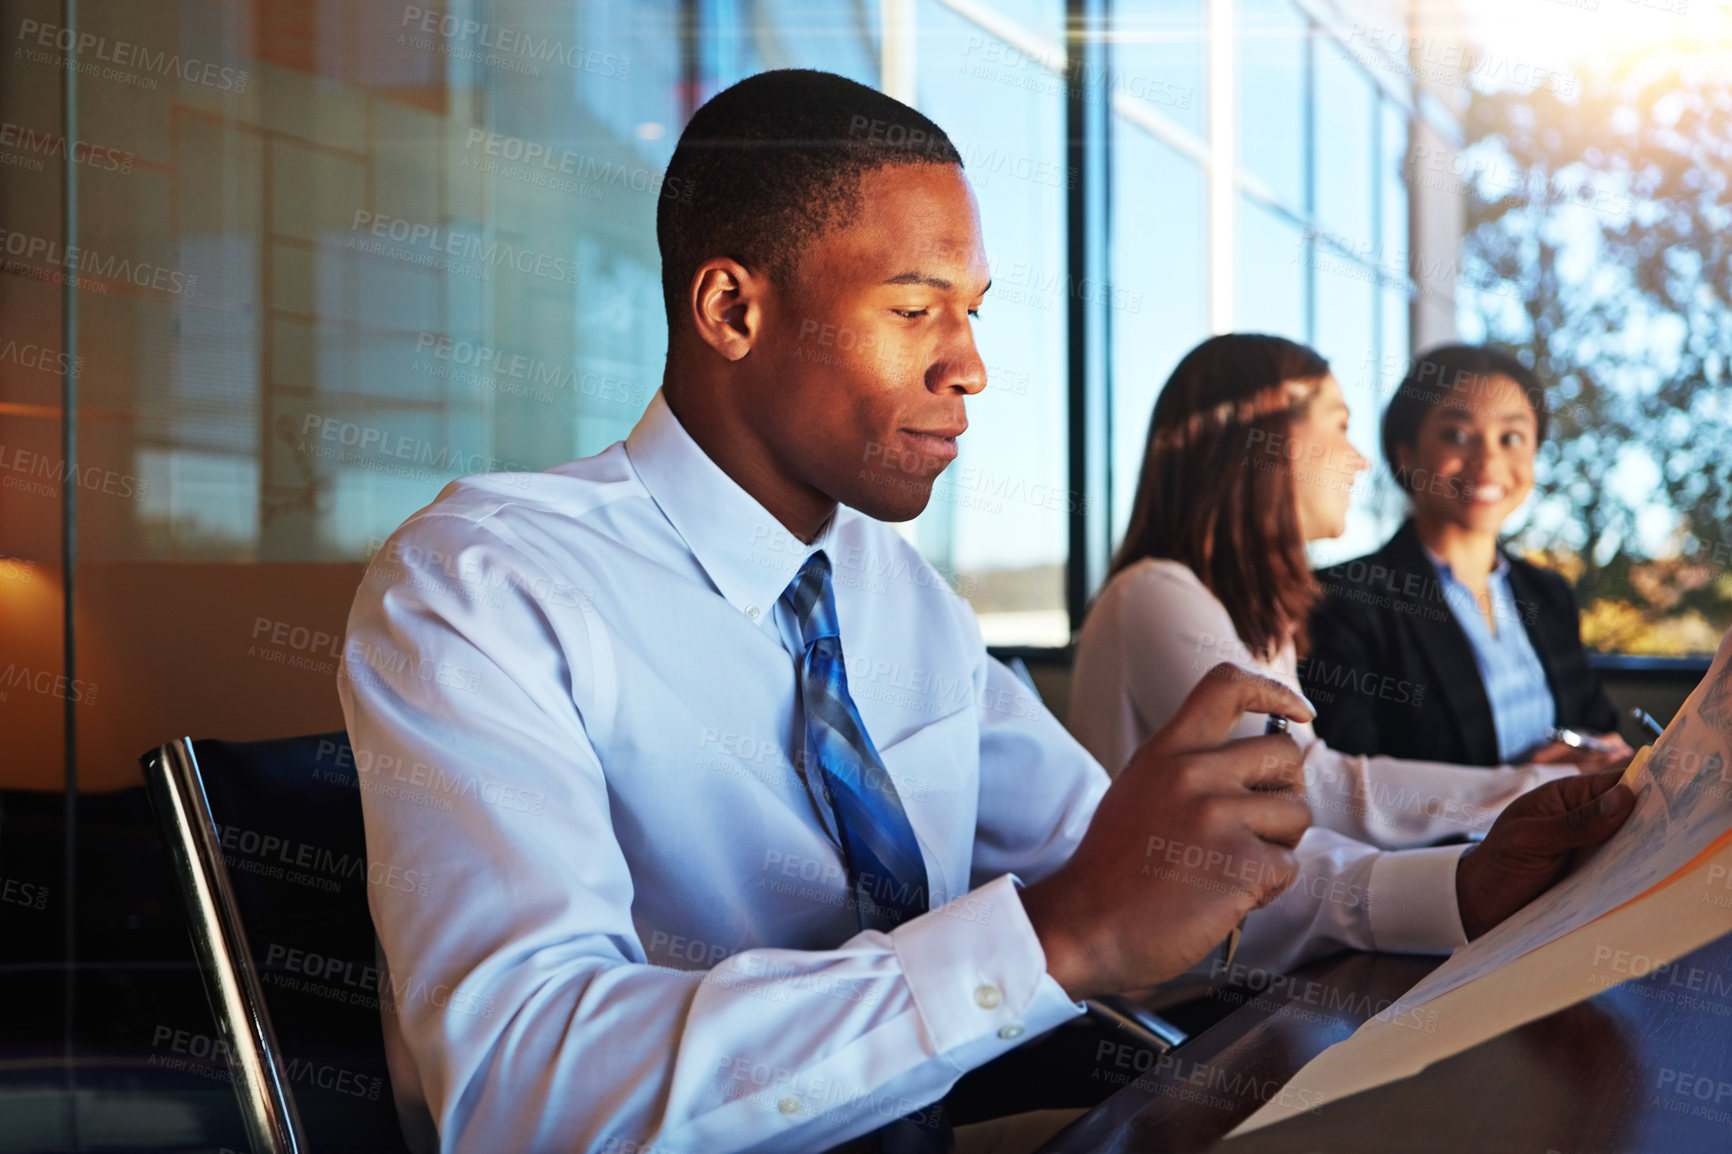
(656, 69, 963, 331)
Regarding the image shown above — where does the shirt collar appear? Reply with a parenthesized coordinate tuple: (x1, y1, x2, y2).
(1424, 543, 1510, 584)
(626, 388, 835, 619)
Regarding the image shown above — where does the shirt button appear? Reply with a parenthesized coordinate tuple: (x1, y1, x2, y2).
(998, 1023, 1025, 1041)
(745, 606, 761, 621)
(778, 1096, 801, 1115)
(974, 984, 1003, 1010)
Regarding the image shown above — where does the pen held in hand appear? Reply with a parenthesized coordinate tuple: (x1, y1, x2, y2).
(1253, 714, 1296, 793)
(1631, 707, 1666, 741)
(1224, 714, 1299, 967)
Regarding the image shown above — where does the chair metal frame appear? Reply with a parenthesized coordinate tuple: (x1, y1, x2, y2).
(144, 737, 306, 1154)
(140, 728, 1183, 1154)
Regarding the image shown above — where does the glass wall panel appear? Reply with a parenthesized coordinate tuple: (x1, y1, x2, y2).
(0, 0, 1441, 784)
(1110, 130, 1206, 545)
(1237, 0, 1306, 212)
(707, 0, 881, 92)
(915, 0, 1068, 645)
(1380, 97, 1409, 279)
(1314, 34, 1376, 258)
(1381, 281, 1411, 384)
(1236, 196, 1306, 341)
(1109, 0, 1207, 139)
(1311, 260, 1382, 566)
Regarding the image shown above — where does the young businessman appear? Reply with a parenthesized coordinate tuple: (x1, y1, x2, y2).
(339, 70, 1633, 1154)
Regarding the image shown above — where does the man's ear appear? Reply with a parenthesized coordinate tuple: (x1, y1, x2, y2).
(688, 258, 766, 362)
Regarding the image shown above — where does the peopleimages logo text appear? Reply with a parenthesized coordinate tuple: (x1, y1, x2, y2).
(0, 121, 134, 173)
(463, 130, 693, 201)
(349, 212, 580, 285)
(400, 7, 630, 78)
(15, 20, 250, 91)
(0, 227, 195, 295)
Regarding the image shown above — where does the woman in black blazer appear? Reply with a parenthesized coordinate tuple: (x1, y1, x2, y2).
(1304, 345, 1627, 768)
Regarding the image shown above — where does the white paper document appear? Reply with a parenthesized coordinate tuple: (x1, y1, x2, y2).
(1394, 629, 1732, 1009)
(1228, 627, 1732, 1140)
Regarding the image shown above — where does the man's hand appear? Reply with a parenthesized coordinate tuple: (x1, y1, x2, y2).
(1455, 771, 1637, 940)
(1020, 664, 1315, 1001)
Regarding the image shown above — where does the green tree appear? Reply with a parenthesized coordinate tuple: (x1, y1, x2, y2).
(1457, 45, 1732, 647)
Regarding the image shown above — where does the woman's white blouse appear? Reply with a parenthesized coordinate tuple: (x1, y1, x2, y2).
(1066, 558, 1583, 980)
(1069, 559, 1574, 848)
(1059, 557, 1579, 845)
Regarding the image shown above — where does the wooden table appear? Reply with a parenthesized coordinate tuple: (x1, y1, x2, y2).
(1038, 929, 1732, 1153)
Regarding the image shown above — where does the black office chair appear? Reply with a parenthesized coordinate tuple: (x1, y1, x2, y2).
(142, 724, 1187, 1152)
(141, 733, 412, 1154)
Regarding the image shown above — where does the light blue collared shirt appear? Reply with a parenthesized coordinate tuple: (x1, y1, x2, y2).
(339, 389, 1097, 1153)
(1428, 550, 1557, 761)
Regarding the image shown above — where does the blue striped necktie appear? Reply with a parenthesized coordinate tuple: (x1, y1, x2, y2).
(781, 551, 931, 933)
(783, 552, 952, 1152)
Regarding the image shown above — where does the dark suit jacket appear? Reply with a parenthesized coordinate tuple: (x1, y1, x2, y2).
(1303, 519, 1619, 766)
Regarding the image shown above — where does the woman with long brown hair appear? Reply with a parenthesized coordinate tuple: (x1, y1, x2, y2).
(1068, 334, 1610, 850)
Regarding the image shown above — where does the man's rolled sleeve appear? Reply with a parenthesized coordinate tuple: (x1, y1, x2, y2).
(1368, 844, 1471, 954)
(891, 874, 1083, 1071)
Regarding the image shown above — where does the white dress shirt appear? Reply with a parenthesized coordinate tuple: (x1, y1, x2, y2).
(342, 394, 1484, 1154)
(341, 391, 1095, 1154)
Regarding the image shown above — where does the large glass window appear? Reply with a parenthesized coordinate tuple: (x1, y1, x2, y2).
(913, 0, 1069, 645)
(1237, 0, 1307, 212)
(1381, 99, 1409, 274)
(1312, 260, 1382, 566)
(1223, 7, 1416, 570)
(1237, 196, 1307, 339)
(1314, 35, 1377, 259)
(706, 0, 881, 91)
(0, 2, 1436, 790)
(1110, 0, 1207, 140)
(1107, 1, 1208, 548)
(1110, 131, 1206, 545)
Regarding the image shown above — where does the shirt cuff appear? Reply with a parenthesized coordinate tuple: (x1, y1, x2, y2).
(890, 873, 1084, 1073)
(1367, 845, 1472, 954)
